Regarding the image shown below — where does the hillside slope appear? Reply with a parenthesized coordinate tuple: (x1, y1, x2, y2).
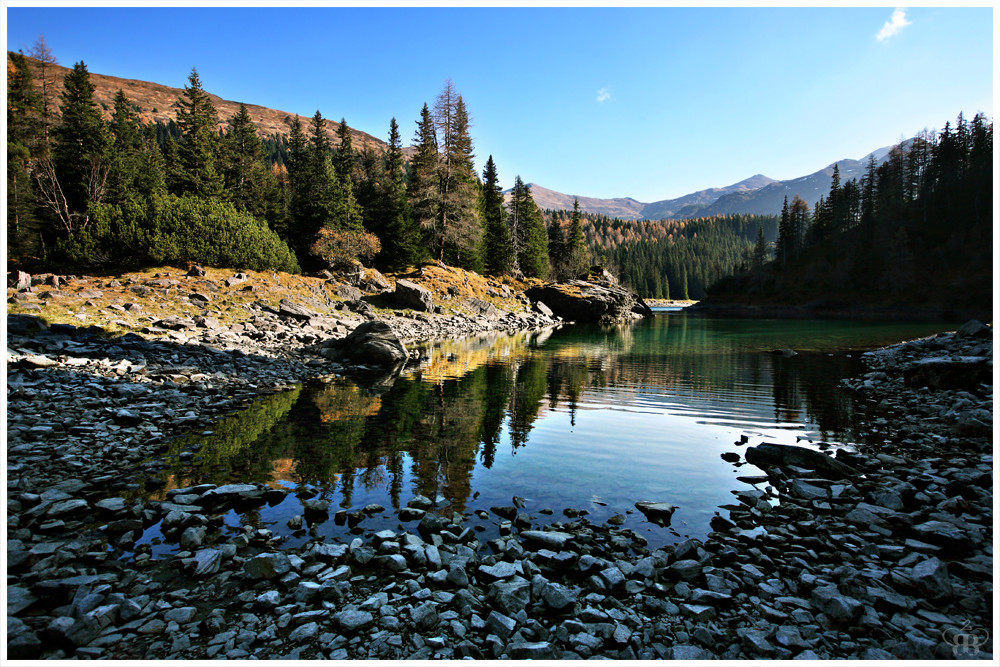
(9, 53, 387, 151)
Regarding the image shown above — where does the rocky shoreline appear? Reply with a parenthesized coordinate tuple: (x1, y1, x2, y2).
(6, 271, 994, 659)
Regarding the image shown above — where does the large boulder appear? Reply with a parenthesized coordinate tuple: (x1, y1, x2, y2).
(321, 320, 408, 366)
(343, 263, 391, 292)
(466, 297, 501, 320)
(745, 443, 857, 479)
(525, 280, 646, 325)
(8, 271, 32, 291)
(391, 279, 434, 312)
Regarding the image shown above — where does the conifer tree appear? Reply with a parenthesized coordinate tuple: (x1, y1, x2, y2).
(331, 118, 363, 230)
(431, 82, 481, 264)
(409, 103, 439, 248)
(107, 89, 165, 205)
(35, 61, 111, 236)
(221, 103, 277, 222)
(480, 155, 511, 275)
(775, 195, 792, 266)
(28, 35, 59, 143)
(379, 117, 422, 269)
(7, 51, 45, 257)
(507, 176, 548, 278)
(564, 198, 590, 278)
(173, 68, 224, 198)
(547, 211, 567, 276)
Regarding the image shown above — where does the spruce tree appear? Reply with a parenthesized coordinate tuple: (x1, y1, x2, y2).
(38, 61, 111, 236)
(508, 177, 548, 278)
(775, 195, 792, 266)
(480, 155, 512, 275)
(379, 117, 422, 270)
(173, 68, 224, 198)
(409, 103, 439, 249)
(7, 51, 45, 258)
(565, 198, 590, 278)
(107, 89, 165, 204)
(221, 103, 277, 222)
(331, 118, 363, 230)
(547, 212, 567, 277)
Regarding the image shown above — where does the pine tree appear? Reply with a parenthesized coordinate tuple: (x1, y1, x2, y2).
(173, 68, 224, 198)
(431, 82, 481, 264)
(547, 211, 567, 277)
(409, 102, 439, 249)
(564, 198, 590, 278)
(507, 177, 548, 278)
(221, 103, 277, 222)
(35, 61, 111, 237)
(7, 51, 45, 258)
(331, 118, 363, 230)
(379, 117, 422, 270)
(480, 155, 512, 275)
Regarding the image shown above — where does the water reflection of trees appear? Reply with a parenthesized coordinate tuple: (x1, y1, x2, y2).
(157, 316, 867, 512)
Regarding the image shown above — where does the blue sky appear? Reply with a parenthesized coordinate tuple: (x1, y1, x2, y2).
(5, 4, 994, 202)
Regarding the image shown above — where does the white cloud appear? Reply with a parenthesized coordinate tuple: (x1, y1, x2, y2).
(877, 8, 911, 42)
(596, 87, 612, 103)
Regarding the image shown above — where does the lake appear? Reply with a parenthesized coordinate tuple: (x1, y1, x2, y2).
(141, 312, 955, 554)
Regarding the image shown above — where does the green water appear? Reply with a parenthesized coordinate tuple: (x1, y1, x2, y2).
(147, 312, 954, 551)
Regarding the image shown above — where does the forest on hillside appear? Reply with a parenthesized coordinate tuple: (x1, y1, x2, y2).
(708, 112, 993, 313)
(6, 44, 585, 282)
(8, 43, 991, 313)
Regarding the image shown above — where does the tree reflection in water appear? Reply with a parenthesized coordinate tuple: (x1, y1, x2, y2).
(152, 316, 949, 516)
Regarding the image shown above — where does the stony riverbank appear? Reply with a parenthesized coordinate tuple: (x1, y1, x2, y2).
(6, 299, 993, 658)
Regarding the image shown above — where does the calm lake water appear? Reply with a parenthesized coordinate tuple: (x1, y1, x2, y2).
(142, 312, 954, 554)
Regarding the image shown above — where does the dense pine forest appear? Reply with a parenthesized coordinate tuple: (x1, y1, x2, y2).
(553, 212, 779, 300)
(7, 44, 992, 312)
(5, 47, 574, 281)
(707, 112, 993, 313)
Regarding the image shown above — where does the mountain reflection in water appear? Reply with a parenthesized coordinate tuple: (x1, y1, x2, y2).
(150, 314, 952, 548)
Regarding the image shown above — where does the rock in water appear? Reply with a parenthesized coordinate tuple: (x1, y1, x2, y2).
(525, 280, 647, 325)
(320, 320, 408, 366)
(744, 442, 857, 479)
(634, 501, 678, 525)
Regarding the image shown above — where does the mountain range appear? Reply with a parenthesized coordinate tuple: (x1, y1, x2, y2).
(522, 144, 900, 220)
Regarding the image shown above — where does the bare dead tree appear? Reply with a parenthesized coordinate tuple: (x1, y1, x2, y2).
(33, 156, 109, 236)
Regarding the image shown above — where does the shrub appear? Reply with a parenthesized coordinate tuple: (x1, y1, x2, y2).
(57, 193, 300, 273)
(310, 227, 381, 270)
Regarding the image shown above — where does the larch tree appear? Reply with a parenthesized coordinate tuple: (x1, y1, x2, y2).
(28, 34, 59, 143)
(431, 81, 481, 264)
